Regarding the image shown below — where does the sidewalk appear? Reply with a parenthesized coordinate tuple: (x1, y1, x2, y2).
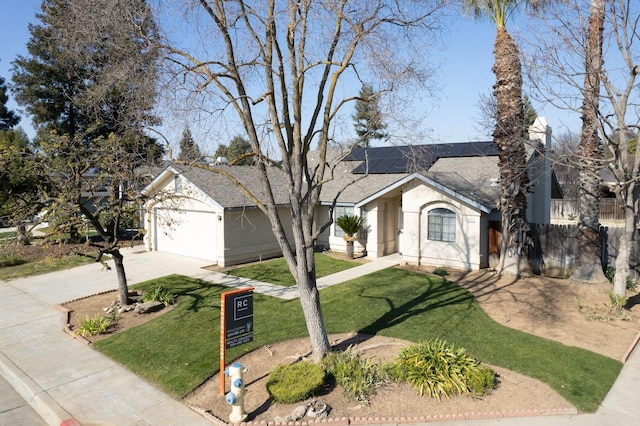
(1, 248, 639, 425)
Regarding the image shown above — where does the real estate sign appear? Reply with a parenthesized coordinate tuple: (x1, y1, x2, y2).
(219, 287, 254, 394)
(223, 289, 254, 348)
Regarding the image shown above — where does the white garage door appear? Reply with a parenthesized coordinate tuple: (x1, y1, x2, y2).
(154, 208, 218, 261)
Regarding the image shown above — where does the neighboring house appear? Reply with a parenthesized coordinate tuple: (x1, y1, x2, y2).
(143, 118, 561, 270)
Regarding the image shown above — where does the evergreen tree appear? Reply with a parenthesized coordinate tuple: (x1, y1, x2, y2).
(0, 128, 40, 225)
(214, 135, 253, 165)
(12, 0, 162, 160)
(178, 126, 202, 162)
(523, 94, 537, 130)
(10, 0, 163, 306)
(352, 84, 387, 148)
(12, 0, 92, 139)
(0, 74, 19, 130)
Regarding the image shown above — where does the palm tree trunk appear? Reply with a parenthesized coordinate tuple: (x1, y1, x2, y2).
(572, 0, 607, 284)
(346, 241, 354, 258)
(492, 26, 531, 277)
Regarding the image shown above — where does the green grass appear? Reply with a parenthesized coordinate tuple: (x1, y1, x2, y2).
(225, 253, 359, 286)
(0, 253, 95, 281)
(95, 270, 622, 412)
(0, 231, 17, 239)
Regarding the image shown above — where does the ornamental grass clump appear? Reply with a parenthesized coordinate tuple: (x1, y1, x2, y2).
(266, 362, 326, 404)
(141, 286, 176, 306)
(388, 339, 496, 400)
(322, 347, 389, 403)
(76, 314, 112, 337)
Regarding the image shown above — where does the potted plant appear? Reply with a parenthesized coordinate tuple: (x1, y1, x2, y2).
(335, 214, 365, 258)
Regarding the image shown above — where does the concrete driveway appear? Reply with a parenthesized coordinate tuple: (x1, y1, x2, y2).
(8, 246, 212, 305)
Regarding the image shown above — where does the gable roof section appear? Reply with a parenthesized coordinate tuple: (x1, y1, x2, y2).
(147, 164, 291, 209)
(317, 160, 409, 205)
(425, 155, 500, 209)
(324, 143, 501, 210)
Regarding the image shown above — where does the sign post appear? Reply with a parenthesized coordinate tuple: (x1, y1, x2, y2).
(220, 287, 254, 395)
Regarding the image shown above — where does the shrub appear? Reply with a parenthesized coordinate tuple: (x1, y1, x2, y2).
(388, 339, 496, 400)
(322, 347, 388, 403)
(266, 362, 325, 404)
(141, 286, 175, 306)
(465, 365, 497, 396)
(76, 314, 112, 337)
(604, 266, 636, 291)
(0, 256, 28, 268)
(432, 267, 449, 277)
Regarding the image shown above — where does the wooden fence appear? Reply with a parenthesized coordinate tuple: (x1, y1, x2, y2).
(551, 199, 625, 222)
(530, 223, 640, 281)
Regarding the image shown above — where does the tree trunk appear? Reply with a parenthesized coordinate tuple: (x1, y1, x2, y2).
(612, 195, 633, 299)
(288, 234, 330, 362)
(112, 249, 129, 306)
(346, 241, 354, 258)
(265, 188, 330, 361)
(492, 26, 531, 277)
(572, 0, 607, 284)
(16, 224, 31, 245)
(297, 267, 331, 362)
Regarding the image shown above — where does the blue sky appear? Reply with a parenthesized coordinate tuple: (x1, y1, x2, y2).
(0, 1, 580, 150)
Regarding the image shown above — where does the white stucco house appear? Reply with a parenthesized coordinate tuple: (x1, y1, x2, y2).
(142, 118, 561, 270)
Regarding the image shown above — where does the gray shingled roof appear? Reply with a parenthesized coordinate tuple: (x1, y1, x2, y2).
(175, 164, 291, 209)
(425, 155, 501, 209)
(317, 159, 409, 204)
(167, 140, 507, 210)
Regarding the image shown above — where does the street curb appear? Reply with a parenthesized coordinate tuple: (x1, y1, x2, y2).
(622, 330, 640, 363)
(0, 351, 78, 426)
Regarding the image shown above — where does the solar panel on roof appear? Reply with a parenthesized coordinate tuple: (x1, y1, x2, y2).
(348, 141, 499, 174)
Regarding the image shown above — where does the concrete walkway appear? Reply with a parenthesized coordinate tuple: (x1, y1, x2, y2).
(0, 248, 639, 425)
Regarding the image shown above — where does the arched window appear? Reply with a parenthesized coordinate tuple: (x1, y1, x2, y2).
(427, 208, 455, 242)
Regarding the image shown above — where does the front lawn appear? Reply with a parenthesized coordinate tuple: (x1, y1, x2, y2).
(0, 230, 17, 239)
(95, 269, 621, 412)
(225, 253, 359, 286)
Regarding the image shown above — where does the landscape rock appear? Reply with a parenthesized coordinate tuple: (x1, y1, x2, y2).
(306, 400, 331, 418)
(274, 401, 331, 423)
(135, 301, 164, 314)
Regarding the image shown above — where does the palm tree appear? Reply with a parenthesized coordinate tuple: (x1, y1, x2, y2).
(571, 0, 607, 284)
(463, 0, 548, 277)
(336, 214, 365, 258)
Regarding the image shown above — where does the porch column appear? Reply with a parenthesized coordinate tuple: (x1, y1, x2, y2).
(402, 210, 421, 264)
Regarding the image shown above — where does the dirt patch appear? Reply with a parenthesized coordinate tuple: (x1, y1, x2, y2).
(2, 239, 102, 262)
(445, 269, 640, 361)
(62, 266, 640, 423)
(1, 238, 143, 264)
(184, 333, 576, 424)
(63, 290, 173, 343)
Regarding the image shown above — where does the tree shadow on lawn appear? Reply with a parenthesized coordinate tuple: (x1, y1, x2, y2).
(359, 280, 475, 336)
(136, 274, 224, 314)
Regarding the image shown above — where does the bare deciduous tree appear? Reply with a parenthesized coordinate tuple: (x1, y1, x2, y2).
(163, 0, 447, 360)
